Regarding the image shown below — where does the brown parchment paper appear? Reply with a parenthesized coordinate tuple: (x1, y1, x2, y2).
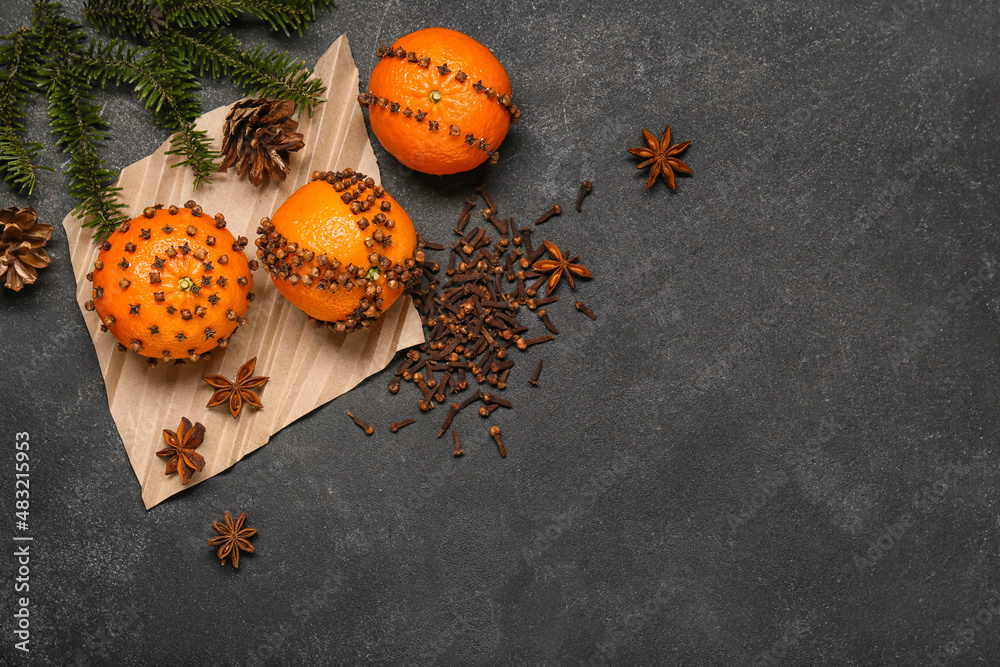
(62, 35, 425, 509)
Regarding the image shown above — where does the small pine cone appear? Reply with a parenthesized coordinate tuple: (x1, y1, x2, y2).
(0, 207, 53, 292)
(219, 98, 306, 188)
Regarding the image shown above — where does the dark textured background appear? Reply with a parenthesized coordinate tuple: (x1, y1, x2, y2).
(2, 0, 999, 664)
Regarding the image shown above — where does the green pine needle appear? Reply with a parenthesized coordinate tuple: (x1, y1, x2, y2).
(0, 27, 50, 195)
(171, 28, 325, 115)
(163, 0, 336, 37)
(82, 0, 156, 40)
(34, 1, 128, 238)
(77, 36, 219, 187)
(0, 127, 51, 196)
(237, 41, 326, 111)
(164, 127, 217, 189)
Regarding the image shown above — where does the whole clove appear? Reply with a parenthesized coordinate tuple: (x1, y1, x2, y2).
(456, 198, 476, 235)
(516, 335, 554, 350)
(525, 273, 548, 297)
(452, 430, 464, 456)
(485, 212, 508, 235)
(347, 410, 374, 435)
(575, 301, 598, 320)
(390, 418, 416, 432)
(438, 402, 461, 438)
(481, 300, 514, 310)
(531, 295, 559, 309)
(537, 309, 559, 334)
(529, 358, 543, 386)
(534, 205, 562, 225)
(458, 390, 482, 411)
(482, 393, 512, 408)
(527, 243, 548, 264)
(490, 425, 506, 458)
(575, 181, 593, 212)
(497, 367, 511, 390)
(476, 185, 499, 213)
(434, 372, 451, 402)
(416, 378, 433, 400)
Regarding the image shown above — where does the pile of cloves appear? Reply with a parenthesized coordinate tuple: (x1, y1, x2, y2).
(388, 184, 597, 457)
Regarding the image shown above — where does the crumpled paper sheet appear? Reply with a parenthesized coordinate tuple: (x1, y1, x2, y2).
(62, 35, 425, 509)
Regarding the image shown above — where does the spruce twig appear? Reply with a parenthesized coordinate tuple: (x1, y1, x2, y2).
(170, 28, 325, 115)
(0, 27, 51, 195)
(33, 1, 127, 238)
(82, 0, 158, 39)
(163, 0, 336, 37)
(78, 36, 219, 188)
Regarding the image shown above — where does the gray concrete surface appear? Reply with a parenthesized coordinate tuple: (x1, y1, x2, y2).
(2, 0, 999, 664)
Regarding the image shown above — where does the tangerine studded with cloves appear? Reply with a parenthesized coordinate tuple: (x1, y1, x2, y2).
(85, 202, 255, 363)
(359, 27, 518, 175)
(256, 169, 421, 332)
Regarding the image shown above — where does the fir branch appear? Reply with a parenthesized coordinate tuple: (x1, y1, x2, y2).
(46, 69, 127, 236)
(82, 0, 157, 40)
(163, 0, 335, 37)
(170, 27, 325, 114)
(238, 42, 326, 110)
(144, 37, 217, 188)
(0, 127, 48, 196)
(162, 0, 239, 30)
(33, 1, 127, 238)
(239, 0, 333, 37)
(77, 36, 218, 187)
(0, 27, 50, 195)
(164, 127, 216, 187)
(0, 28, 40, 136)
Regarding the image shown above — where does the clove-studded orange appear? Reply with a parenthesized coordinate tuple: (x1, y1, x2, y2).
(256, 169, 421, 332)
(360, 27, 520, 175)
(85, 203, 255, 363)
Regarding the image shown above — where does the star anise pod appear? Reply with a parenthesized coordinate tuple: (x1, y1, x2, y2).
(157, 417, 207, 485)
(208, 511, 257, 568)
(203, 357, 269, 418)
(531, 240, 592, 295)
(0, 207, 53, 292)
(626, 126, 692, 190)
(219, 98, 305, 187)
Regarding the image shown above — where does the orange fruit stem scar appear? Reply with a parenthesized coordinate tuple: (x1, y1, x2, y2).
(85, 202, 256, 364)
(257, 169, 423, 333)
(359, 27, 520, 175)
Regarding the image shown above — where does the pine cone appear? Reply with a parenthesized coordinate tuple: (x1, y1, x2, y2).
(0, 207, 53, 292)
(219, 98, 306, 187)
